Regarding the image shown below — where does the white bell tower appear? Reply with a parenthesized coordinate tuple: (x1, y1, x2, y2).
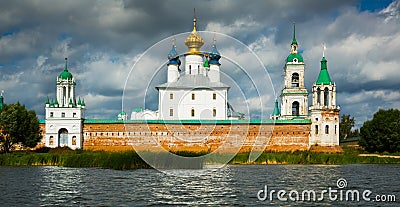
(280, 23, 309, 119)
(45, 58, 85, 149)
(309, 48, 340, 146)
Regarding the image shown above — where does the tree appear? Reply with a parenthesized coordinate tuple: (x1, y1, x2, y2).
(339, 114, 359, 139)
(0, 103, 42, 153)
(359, 109, 400, 153)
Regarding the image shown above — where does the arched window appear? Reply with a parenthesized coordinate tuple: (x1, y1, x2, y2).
(191, 109, 195, 117)
(213, 93, 216, 100)
(213, 108, 216, 117)
(325, 125, 329, 134)
(291, 73, 299, 87)
(72, 136, 77, 145)
(317, 88, 321, 105)
(324, 87, 329, 106)
(292, 101, 300, 116)
(189, 65, 191, 74)
(58, 128, 68, 147)
(170, 108, 174, 116)
(315, 125, 319, 135)
(191, 93, 195, 100)
(49, 136, 54, 145)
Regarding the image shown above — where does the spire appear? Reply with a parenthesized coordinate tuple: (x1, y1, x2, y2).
(78, 97, 81, 105)
(292, 22, 297, 45)
(316, 56, 332, 85)
(64, 57, 68, 72)
(81, 98, 85, 106)
(45, 96, 50, 104)
(203, 53, 210, 68)
(0, 90, 3, 110)
(272, 99, 280, 116)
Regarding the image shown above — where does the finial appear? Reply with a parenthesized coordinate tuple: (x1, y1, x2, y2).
(1, 90, 4, 96)
(193, 8, 197, 31)
(322, 43, 326, 57)
(171, 38, 176, 48)
(64, 57, 68, 71)
(212, 33, 217, 47)
(293, 21, 296, 39)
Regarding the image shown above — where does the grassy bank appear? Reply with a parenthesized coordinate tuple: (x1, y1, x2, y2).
(1, 147, 399, 169)
(0, 149, 150, 170)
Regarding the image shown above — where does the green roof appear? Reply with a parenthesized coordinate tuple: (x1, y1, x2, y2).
(203, 57, 209, 68)
(286, 53, 303, 63)
(59, 58, 73, 80)
(272, 99, 280, 116)
(59, 69, 73, 80)
(316, 57, 332, 85)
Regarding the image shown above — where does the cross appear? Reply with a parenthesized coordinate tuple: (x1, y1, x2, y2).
(322, 43, 326, 57)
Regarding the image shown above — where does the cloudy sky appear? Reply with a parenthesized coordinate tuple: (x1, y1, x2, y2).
(0, 0, 399, 127)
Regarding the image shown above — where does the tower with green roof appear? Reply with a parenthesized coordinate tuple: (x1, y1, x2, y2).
(45, 58, 86, 150)
(279, 23, 309, 119)
(309, 52, 340, 146)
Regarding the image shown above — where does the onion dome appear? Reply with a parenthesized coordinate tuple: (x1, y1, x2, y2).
(316, 57, 332, 85)
(184, 17, 204, 55)
(209, 43, 221, 65)
(167, 45, 181, 66)
(59, 58, 73, 80)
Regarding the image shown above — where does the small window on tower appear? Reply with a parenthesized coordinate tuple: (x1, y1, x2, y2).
(170, 108, 174, 116)
(325, 125, 329, 134)
(213, 108, 216, 117)
(50, 112, 54, 118)
(192, 93, 195, 100)
(291, 73, 299, 87)
(213, 93, 216, 100)
(315, 125, 318, 135)
(170, 93, 173, 100)
(191, 108, 195, 117)
(61, 112, 65, 118)
(73, 113, 77, 118)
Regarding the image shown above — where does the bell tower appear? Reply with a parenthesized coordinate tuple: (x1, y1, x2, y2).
(280, 23, 309, 119)
(45, 58, 85, 149)
(309, 48, 340, 146)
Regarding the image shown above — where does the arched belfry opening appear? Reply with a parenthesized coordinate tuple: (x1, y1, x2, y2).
(291, 73, 299, 87)
(324, 87, 329, 106)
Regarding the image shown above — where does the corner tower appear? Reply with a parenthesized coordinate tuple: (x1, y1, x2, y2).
(280, 23, 309, 119)
(309, 53, 340, 146)
(45, 58, 85, 149)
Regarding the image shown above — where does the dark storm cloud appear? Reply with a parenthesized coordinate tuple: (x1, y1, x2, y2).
(0, 0, 399, 126)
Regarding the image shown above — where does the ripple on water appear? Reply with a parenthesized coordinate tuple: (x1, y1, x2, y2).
(0, 165, 399, 206)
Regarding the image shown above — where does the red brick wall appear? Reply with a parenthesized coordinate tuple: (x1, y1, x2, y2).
(82, 123, 310, 152)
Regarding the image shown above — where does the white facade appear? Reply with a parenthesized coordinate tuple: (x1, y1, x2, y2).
(45, 58, 85, 150)
(156, 17, 230, 120)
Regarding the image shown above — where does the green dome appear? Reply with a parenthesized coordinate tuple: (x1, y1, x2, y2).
(286, 53, 303, 63)
(59, 69, 73, 80)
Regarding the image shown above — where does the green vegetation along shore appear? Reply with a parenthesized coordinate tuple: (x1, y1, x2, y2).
(1, 147, 400, 170)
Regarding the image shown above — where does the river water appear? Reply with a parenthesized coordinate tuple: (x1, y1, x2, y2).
(0, 165, 399, 206)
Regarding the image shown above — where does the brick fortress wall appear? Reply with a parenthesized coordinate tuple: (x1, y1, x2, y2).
(81, 123, 311, 152)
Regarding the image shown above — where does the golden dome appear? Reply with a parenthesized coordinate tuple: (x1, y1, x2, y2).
(184, 18, 204, 55)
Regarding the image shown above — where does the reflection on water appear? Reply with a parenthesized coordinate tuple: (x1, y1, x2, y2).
(0, 165, 399, 206)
